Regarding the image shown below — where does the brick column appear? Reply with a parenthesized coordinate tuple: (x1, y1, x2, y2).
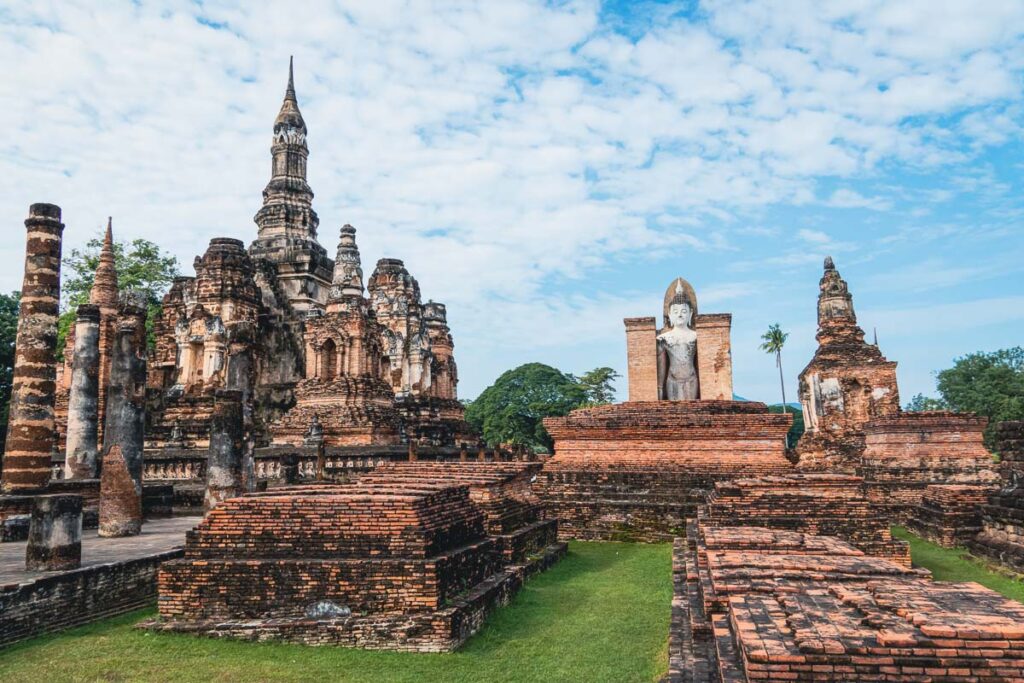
(2, 203, 64, 492)
(624, 316, 658, 402)
(65, 304, 101, 479)
(98, 444, 142, 537)
(26, 494, 82, 570)
(101, 297, 148, 487)
(205, 390, 244, 511)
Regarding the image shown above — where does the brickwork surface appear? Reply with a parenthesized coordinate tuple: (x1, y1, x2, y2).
(907, 484, 992, 547)
(700, 474, 910, 565)
(969, 421, 1024, 573)
(0, 516, 196, 648)
(668, 522, 1024, 682)
(862, 412, 999, 523)
(150, 474, 562, 651)
(536, 401, 793, 541)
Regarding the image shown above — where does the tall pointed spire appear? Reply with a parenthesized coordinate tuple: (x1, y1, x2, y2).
(274, 55, 305, 133)
(329, 225, 364, 302)
(287, 55, 295, 99)
(90, 217, 119, 310)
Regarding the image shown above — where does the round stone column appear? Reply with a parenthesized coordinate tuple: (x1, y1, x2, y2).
(26, 494, 83, 571)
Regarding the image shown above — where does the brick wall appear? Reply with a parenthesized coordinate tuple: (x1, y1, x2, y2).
(624, 317, 658, 402)
(0, 549, 181, 648)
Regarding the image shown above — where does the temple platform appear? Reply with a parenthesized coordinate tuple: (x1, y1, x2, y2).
(536, 400, 793, 541)
(146, 481, 556, 651)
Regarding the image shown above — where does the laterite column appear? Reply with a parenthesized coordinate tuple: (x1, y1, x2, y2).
(2, 203, 64, 492)
(64, 304, 101, 479)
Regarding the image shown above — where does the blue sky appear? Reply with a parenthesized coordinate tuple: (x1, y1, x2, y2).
(1, 1, 1022, 404)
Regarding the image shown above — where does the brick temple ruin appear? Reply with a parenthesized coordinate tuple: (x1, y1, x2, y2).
(2, 60, 1024, 680)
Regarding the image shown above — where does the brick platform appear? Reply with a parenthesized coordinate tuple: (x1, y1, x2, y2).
(358, 462, 565, 569)
(700, 474, 910, 565)
(536, 401, 793, 541)
(860, 412, 999, 523)
(907, 484, 992, 547)
(669, 522, 1024, 682)
(147, 480, 547, 651)
(969, 421, 1024, 573)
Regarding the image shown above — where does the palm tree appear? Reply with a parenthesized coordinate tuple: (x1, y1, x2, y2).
(760, 323, 790, 415)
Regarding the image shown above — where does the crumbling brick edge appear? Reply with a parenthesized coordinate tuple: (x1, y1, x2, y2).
(0, 548, 183, 649)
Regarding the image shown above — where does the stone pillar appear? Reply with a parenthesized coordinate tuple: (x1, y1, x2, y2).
(26, 494, 82, 571)
(205, 390, 244, 511)
(101, 298, 148, 487)
(65, 304, 101, 479)
(315, 441, 326, 482)
(2, 203, 64, 492)
(99, 445, 142, 536)
(624, 316, 659, 402)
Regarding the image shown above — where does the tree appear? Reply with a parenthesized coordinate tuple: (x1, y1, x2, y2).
(769, 403, 804, 449)
(760, 323, 790, 414)
(58, 236, 179, 355)
(0, 291, 19, 451)
(932, 347, 1024, 448)
(575, 367, 621, 406)
(905, 393, 949, 412)
(465, 363, 590, 452)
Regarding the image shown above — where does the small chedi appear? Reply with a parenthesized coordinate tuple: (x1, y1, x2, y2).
(536, 277, 793, 541)
(796, 257, 998, 523)
(150, 462, 565, 651)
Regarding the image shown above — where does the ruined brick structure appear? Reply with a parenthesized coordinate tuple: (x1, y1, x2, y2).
(2, 204, 64, 492)
(144, 61, 469, 451)
(149, 476, 556, 651)
(669, 521, 1024, 682)
(536, 278, 792, 541)
(969, 421, 1024, 572)
(796, 257, 900, 471)
(56, 219, 120, 450)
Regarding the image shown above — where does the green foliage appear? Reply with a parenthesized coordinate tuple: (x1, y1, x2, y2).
(769, 403, 804, 448)
(465, 363, 593, 451)
(0, 291, 20, 449)
(905, 393, 949, 412)
(574, 366, 621, 406)
(892, 527, 1024, 604)
(928, 348, 1024, 448)
(58, 236, 179, 355)
(759, 322, 788, 355)
(0, 542, 673, 683)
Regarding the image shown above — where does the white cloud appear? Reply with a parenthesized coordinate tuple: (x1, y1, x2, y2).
(0, 0, 1022, 398)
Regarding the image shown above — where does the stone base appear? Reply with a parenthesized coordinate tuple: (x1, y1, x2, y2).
(537, 401, 793, 542)
(969, 491, 1024, 574)
(144, 541, 567, 652)
(906, 484, 992, 547)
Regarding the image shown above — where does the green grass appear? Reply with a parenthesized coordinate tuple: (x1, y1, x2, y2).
(892, 526, 1024, 603)
(0, 541, 672, 683)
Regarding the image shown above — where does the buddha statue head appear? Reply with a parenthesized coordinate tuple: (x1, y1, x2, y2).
(662, 278, 698, 330)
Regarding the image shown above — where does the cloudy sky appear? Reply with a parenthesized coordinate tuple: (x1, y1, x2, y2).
(2, 0, 1022, 403)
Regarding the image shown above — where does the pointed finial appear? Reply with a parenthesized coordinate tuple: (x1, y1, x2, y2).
(104, 216, 113, 245)
(824, 255, 835, 271)
(286, 55, 295, 99)
(873, 327, 878, 346)
(90, 215, 119, 308)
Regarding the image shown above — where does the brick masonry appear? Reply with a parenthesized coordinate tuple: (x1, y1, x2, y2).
(969, 421, 1024, 573)
(536, 401, 793, 541)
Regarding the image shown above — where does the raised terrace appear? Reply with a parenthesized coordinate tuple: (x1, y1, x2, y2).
(670, 522, 1024, 682)
(537, 400, 793, 541)
(357, 462, 565, 568)
(148, 480, 538, 651)
(700, 474, 911, 565)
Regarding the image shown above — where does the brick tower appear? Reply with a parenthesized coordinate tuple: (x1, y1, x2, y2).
(249, 57, 332, 313)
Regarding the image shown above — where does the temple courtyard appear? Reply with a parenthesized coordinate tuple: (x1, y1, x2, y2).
(0, 535, 1021, 682)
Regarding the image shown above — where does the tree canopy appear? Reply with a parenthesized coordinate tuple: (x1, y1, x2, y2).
(907, 347, 1024, 448)
(0, 291, 19, 450)
(58, 236, 179, 355)
(465, 363, 618, 451)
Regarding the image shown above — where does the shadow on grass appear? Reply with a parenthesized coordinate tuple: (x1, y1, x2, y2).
(0, 541, 672, 683)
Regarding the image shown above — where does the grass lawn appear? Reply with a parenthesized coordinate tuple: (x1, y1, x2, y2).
(0, 541, 672, 683)
(892, 526, 1024, 603)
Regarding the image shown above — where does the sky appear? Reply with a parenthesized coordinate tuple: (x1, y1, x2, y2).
(1, 0, 1022, 404)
